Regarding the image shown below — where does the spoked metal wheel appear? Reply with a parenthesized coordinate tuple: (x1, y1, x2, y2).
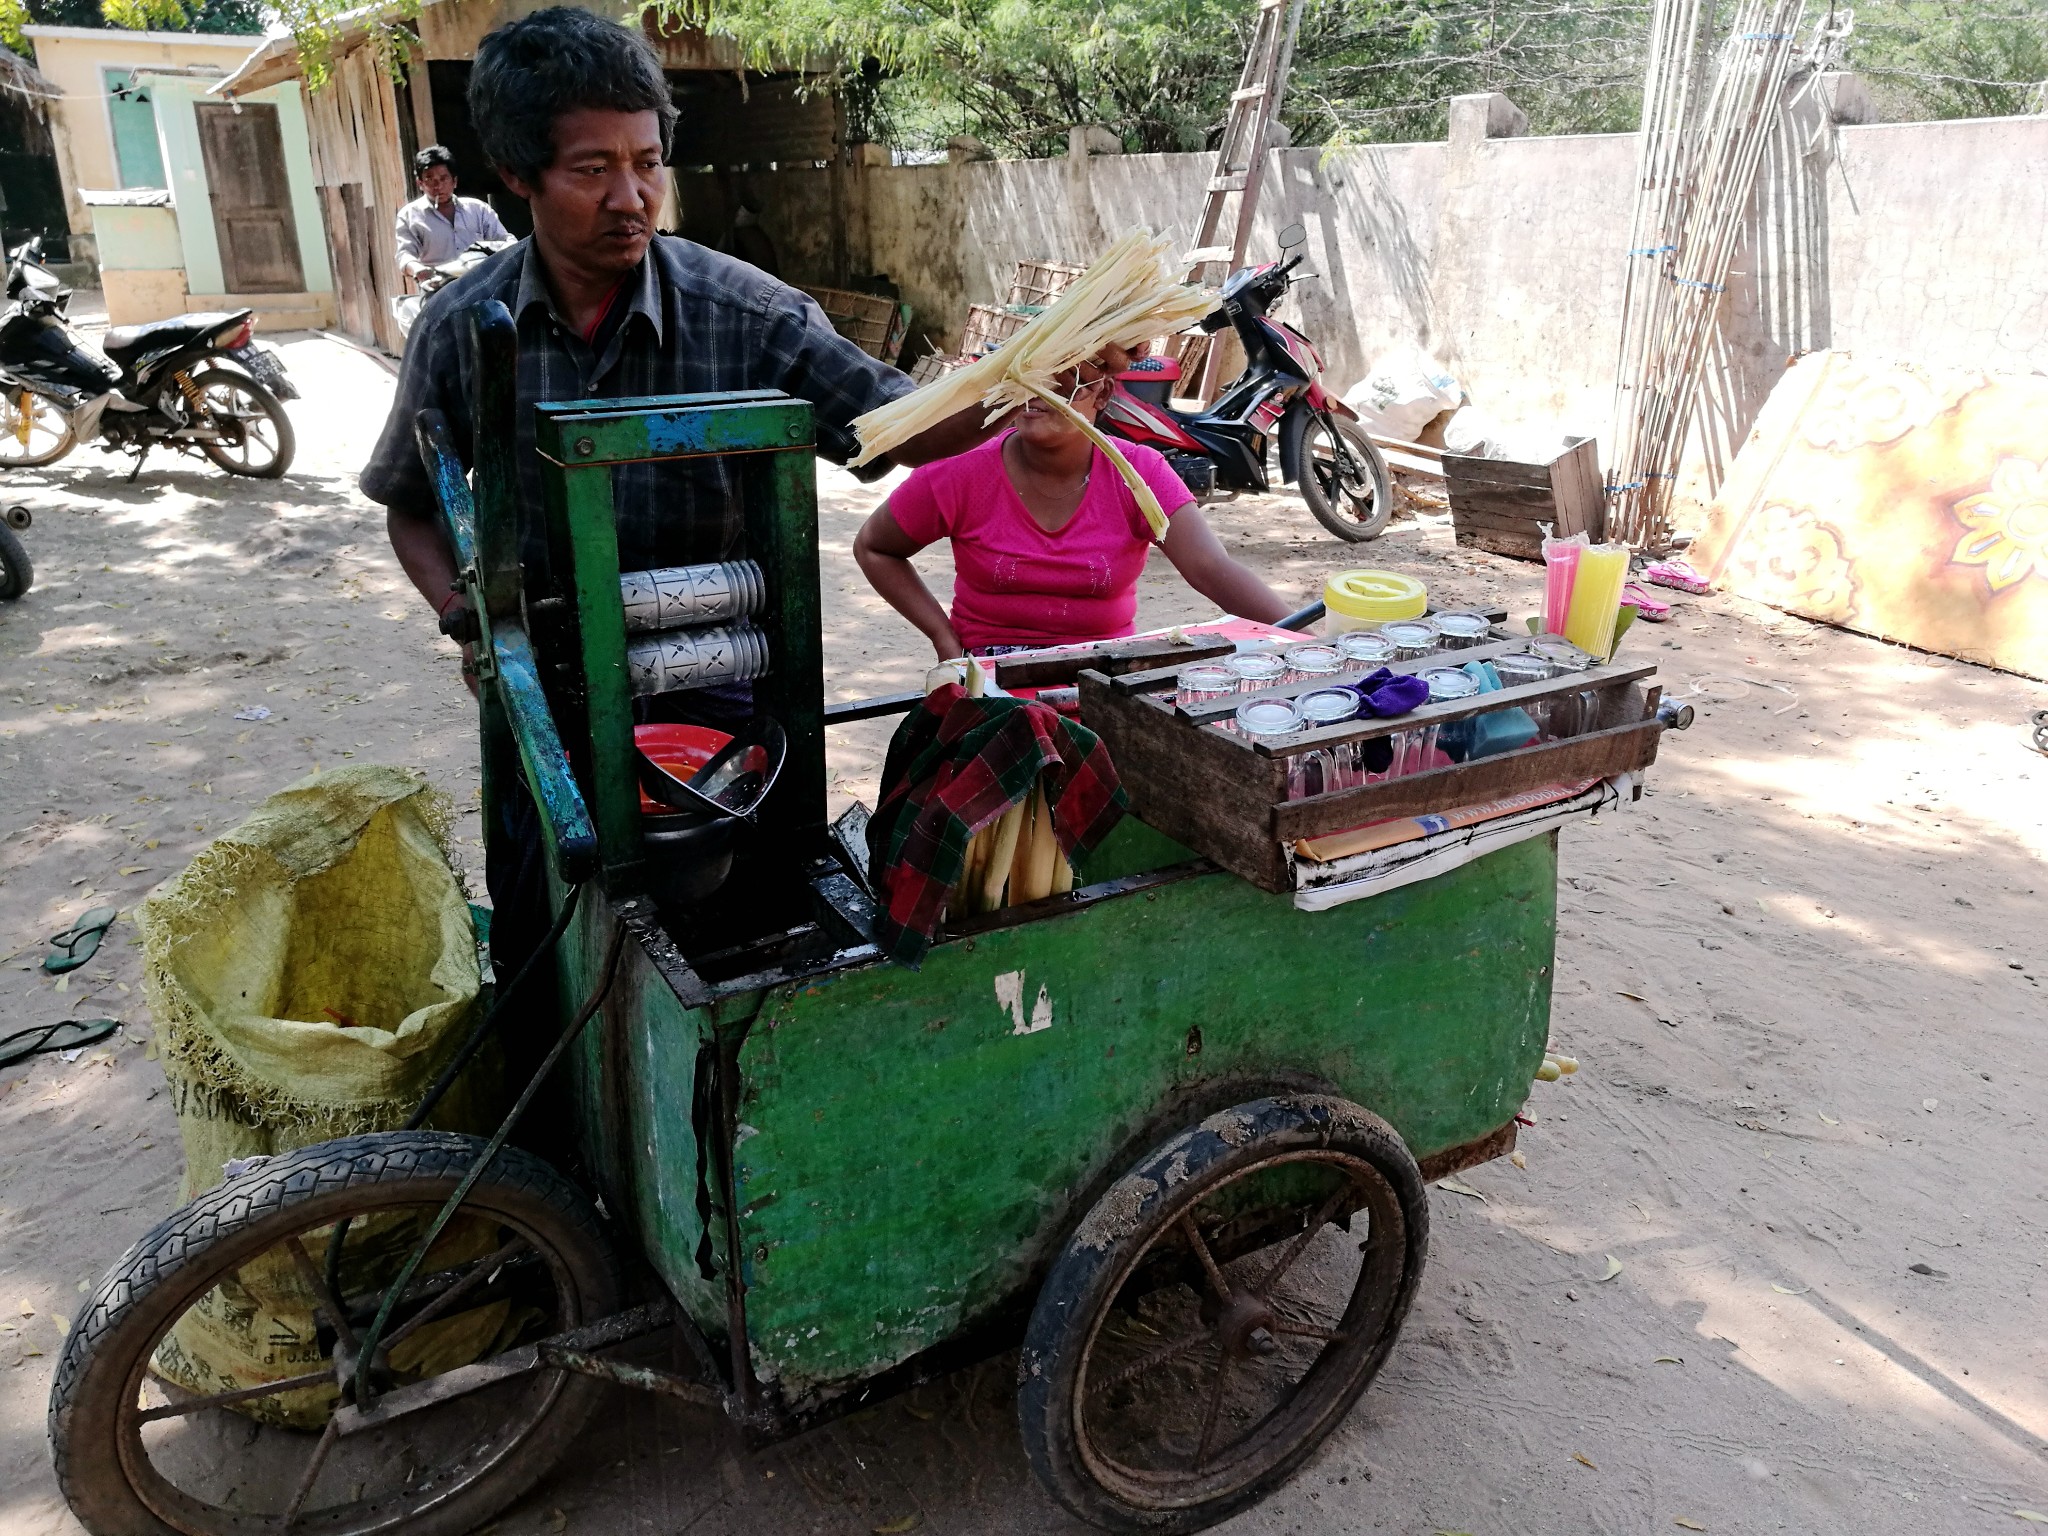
(1298, 415, 1392, 542)
(48, 1131, 618, 1536)
(0, 385, 76, 467)
(186, 366, 295, 478)
(1019, 1096, 1428, 1532)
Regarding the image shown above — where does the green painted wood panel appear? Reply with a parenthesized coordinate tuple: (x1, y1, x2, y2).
(105, 70, 167, 190)
(727, 835, 1556, 1400)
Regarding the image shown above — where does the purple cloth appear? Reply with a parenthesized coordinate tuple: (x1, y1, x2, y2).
(1349, 667, 1429, 718)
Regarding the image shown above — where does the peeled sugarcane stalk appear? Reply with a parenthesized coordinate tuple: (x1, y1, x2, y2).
(981, 797, 1028, 912)
(849, 230, 1214, 542)
(1015, 781, 1062, 904)
(1008, 781, 1041, 900)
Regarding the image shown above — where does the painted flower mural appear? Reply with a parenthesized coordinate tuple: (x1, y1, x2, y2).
(1951, 457, 2048, 594)
(1800, 360, 1983, 454)
(1719, 503, 1860, 624)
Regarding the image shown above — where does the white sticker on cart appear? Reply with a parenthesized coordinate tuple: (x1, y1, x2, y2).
(996, 971, 1055, 1035)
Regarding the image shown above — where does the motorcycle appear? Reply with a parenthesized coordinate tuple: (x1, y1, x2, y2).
(393, 239, 514, 343)
(0, 237, 298, 479)
(1100, 222, 1393, 542)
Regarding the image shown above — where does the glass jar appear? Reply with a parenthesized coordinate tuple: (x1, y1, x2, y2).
(1281, 643, 1344, 686)
(1528, 637, 1596, 737)
(1295, 687, 1361, 796)
(1175, 663, 1236, 711)
(1225, 651, 1287, 694)
(1335, 630, 1398, 670)
(1433, 611, 1493, 649)
(1379, 619, 1440, 662)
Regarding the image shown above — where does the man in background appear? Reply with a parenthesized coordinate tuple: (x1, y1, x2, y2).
(394, 145, 510, 286)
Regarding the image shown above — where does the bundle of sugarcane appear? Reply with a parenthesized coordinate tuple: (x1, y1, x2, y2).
(850, 230, 1214, 540)
(927, 657, 1077, 917)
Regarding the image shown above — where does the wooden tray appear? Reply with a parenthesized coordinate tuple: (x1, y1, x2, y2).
(1079, 643, 1666, 892)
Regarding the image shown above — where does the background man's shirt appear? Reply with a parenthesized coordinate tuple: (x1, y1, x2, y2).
(360, 235, 913, 579)
(395, 194, 512, 270)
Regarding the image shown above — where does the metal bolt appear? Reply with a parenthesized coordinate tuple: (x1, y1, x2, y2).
(786, 420, 804, 441)
(574, 436, 596, 458)
(1247, 1327, 1278, 1356)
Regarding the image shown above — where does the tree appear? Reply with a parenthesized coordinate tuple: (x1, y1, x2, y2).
(3, 0, 264, 55)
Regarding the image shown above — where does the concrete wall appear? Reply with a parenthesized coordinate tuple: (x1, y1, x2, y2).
(21, 26, 257, 266)
(708, 88, 2048, 523)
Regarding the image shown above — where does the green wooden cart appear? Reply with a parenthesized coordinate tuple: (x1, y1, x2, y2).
(48, 306, 1587, 1536)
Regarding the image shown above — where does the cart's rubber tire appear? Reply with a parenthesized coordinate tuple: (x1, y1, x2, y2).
(186, 366, 295, 479)
(0, 522, 31, 600)
(1018, 1095, 1427, 1533)
(49, 1131, 619, 1536)
(1297, 415, 1392, 543)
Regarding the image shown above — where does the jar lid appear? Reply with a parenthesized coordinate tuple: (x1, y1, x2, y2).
(1234, 698, 1306, 736)
(1283, 644, 1342, 672)
(1323, 568, 1428, 623)
(1226, 652, 1286, 681)
(1335, 631, 1397, 661)
(1434, 611, 1491, 639)
(1297, 688, 1360, 724)
(1420, 667, 1481, 700)
(1177, 664, 1234, 690)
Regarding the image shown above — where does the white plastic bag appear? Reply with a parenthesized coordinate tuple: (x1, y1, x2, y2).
(1343, 350, 1463, 442)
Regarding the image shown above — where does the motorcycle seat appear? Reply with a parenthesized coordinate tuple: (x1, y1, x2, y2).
(1117, 355, 1182, 382)
(100, 310, 248, 365)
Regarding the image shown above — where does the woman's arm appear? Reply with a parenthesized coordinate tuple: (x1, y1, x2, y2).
(1157, 504, 1293, 624)
(853, 501, 963, 659)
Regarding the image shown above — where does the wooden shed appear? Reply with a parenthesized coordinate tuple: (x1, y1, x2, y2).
(214, 0, 840, 353)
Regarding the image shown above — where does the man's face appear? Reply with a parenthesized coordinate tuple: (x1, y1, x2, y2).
(504, 108, 665, 277)
(418, 164, 457, 206)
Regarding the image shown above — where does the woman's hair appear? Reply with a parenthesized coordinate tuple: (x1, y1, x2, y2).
(469, 7, 678, 185)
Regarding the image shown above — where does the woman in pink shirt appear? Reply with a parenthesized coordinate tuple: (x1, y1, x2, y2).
(853, 363, 1291, 656)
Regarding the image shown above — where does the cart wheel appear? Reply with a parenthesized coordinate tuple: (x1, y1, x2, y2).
(1018, 1096, 1427, 1532)
(49, 1131, 619, 1536)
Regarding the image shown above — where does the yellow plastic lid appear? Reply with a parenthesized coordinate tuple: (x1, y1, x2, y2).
(1323, 569, 1428, 624)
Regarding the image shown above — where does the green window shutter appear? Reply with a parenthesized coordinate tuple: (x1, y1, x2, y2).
(106, 70, 168, 190)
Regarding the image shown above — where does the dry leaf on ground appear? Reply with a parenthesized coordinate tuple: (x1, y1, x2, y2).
(1437, 1177, 1487, 1201)
(1600, 1255, 1624, 1282)
(1572, 1452, 1597, 1469)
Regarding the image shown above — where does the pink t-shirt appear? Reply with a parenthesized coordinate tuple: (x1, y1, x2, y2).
(886, 433, 1193, 651)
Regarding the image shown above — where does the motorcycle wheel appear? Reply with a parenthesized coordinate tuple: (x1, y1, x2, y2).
(0, 387, 76, 469)
(187, 367, 295, 478)
(1297, 414, 1392, 543)
(0, 523, 31, 599)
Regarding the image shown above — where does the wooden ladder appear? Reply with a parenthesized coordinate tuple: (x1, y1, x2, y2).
(1186, 0, 1307, 394)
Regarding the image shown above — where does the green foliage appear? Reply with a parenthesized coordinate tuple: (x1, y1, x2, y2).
(690, 0, 2048, 154)
(10, 0, 264, 40)
(266, 0, 420, 91)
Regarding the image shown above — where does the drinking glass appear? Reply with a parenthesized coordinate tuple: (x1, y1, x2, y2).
(1281, 644, 1344, 686)
(1175, 663, 1236, 712)
(1432, 611, 1493, 650)
(1225, 652, 1287, 694)
(1491, 651, 1557, 738)
(1232, 696, 1307, 780)
(1296, 687, 1361, 794)
(1335, 631, 1397, 670)
(1380, 619, 1440, 662)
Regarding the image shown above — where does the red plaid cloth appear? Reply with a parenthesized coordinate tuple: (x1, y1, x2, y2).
(867, 685, 1127, 966)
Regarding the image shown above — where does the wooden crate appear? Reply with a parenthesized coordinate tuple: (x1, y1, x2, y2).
(797, 285, 912, 364)
(1008, 259, 1086, 308)
(959, 302, 1035, 356)
(1078, 638, 1666, 893)
(1443, 435, 1604, 561)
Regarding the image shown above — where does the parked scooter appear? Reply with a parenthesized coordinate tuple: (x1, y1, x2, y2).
(0, 503, 30, 599)
(0, 238, 298, 479)
(1099, 223, 1393, 542)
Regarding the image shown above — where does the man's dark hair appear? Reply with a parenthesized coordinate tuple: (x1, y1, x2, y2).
(468, 7, 678, 185)
(413, 145, 455, 178)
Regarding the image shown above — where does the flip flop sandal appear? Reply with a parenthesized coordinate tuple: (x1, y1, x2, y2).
(0, 1017, 121, 1070)
(44, 905, 118, 975)
(1644, 558, 1712, 594)
(1623, 582, 1673, 622)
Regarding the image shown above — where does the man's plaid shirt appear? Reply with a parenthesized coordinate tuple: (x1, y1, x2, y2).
(360, 235, 912, 576)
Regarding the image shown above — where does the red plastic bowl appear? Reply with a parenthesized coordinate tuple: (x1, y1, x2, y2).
(634, 722, 732, 816)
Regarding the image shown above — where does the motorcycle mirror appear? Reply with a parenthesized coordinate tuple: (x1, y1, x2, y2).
(1278, 222, 1308, 250)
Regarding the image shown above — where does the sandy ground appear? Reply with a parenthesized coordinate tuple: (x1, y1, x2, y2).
(2, 332, 2046, 1536)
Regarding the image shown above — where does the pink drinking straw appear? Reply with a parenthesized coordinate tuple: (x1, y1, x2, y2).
(1543, 541, 1582, 636)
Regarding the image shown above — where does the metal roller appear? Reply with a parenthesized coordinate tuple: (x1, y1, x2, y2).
(626, 622, 772, 697)
(619, 560, 766, 634)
